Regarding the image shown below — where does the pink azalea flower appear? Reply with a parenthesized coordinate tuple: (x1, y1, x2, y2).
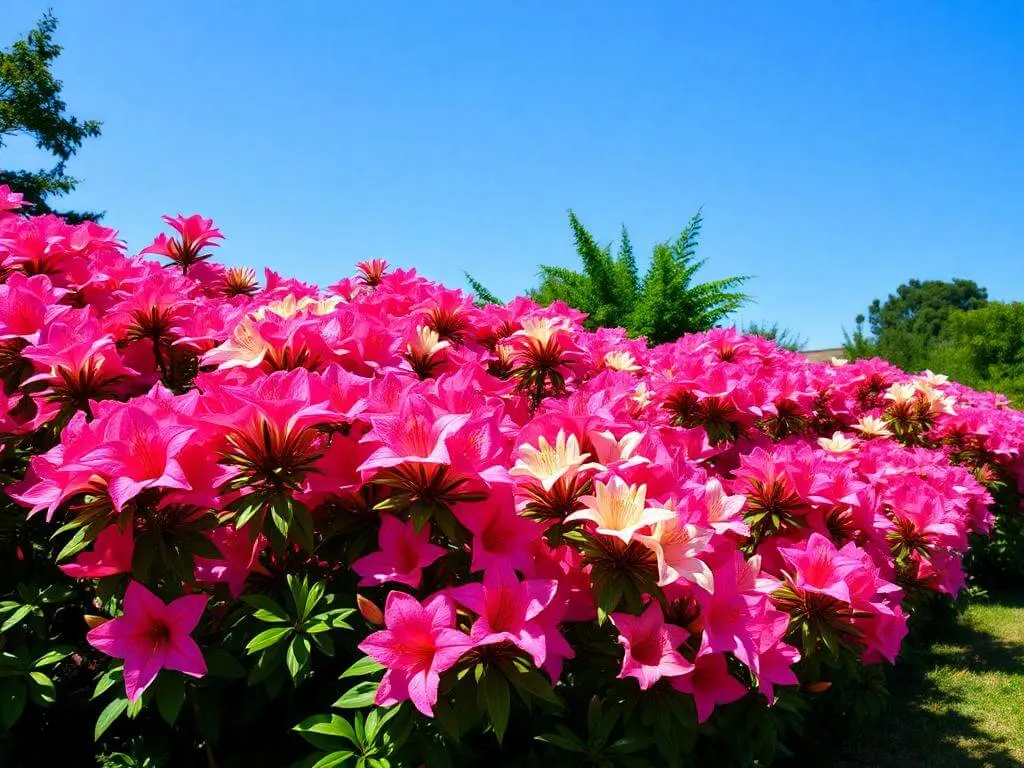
(60, 524, 134, 579)
(0, 184, 26, 214)
(87, 581, 208, 701)
(352, 515, 447, 588)
(610, 602, 692, 690)
(447, 568, 558, 668)
(453, 488, 541, 576)
(140, 214, 223, 272)
(777, 532, 861, 604)
(358, 395, 470, 474)
(68, 406, 195, 513)
(671, 647, 748, 723)
(194, 525, 269, 597)
(358, 591, 472, 716)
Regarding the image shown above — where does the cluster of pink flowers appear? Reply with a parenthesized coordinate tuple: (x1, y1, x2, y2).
(2, 185, 1019, 721)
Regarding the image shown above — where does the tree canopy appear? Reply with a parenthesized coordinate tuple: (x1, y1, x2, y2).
(0, 11, 102, 221)
(845, 278, 989, 370)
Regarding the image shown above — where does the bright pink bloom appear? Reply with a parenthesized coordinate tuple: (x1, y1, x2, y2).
(352, 515, 447, 588)
(447, 568, 558, 668)
(87, 581, 208, 701)
(140, 214, 223, 272)
(777, 532, 861, 604)
(453, 488, 541, 576)
(610, 602, 692, 690)
(358, 592, 472, 716)
(59, 524, 134, 579)
(69, 406, 195, 512)
(194, 525, 269, 597)
(671, 647, 748, 723)
(0, 184, 25, 214)
(359, 395, 469, 474)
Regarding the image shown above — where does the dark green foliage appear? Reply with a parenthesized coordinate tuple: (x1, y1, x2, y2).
(471, 210, 750, 344)
(463, 271, 502, 306)
(742, 321, 807, 352)
(0, 12, 102, 221)
(844, 279, 988, 370)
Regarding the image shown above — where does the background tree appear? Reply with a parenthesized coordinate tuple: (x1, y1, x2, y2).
(844, 278, 989, 370)
(1, 11, 102, 222)
(468, 210, 750, 345)
(741, 320, 807, 352)
(929, 302, 1024, 405)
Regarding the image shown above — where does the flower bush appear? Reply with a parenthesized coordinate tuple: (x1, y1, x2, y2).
(1, 186, 1022, 767)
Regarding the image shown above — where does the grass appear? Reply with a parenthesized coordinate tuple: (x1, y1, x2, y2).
(833, 591, 1024, 767)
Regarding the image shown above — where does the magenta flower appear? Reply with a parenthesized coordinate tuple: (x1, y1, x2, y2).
(358, 591, 472, 716)
(69, 406, 195, 512)
(610, 602, 692, 690)
(447, 568, 558, 668)
(671, 648, 748, 723)
(194, 525, 269, 597)
(87, 581, 208, 701)
(352, 515, 447, 588)
(59, 524, 134, 579)
(140, 214, 223, 272)
(777, 532, 861, 604)
(453, 488, 541, 576)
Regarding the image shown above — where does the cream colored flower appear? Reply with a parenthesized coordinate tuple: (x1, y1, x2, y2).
(884, 382, 918, 406)
(603, 350, 642, 372)
(635, 517, 714, 589)
(830, 356, 849, 367)
(588, 430, 647, 468)
(407, 325, 450, 359)
(630, 382, 654, 411)
(510, 430, 591, 491)
(817, 431, 858, 453)
(853, 415, 893, 438)
(566, 477, 674, 544)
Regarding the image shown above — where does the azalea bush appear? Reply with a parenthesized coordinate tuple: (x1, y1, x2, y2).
(1, 185, 1023, 767)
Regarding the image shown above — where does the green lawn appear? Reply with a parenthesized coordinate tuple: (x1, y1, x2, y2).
(834, 592, 1024, 767)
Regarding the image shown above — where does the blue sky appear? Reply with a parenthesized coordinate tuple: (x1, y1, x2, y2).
(4, 1, 1022, 348)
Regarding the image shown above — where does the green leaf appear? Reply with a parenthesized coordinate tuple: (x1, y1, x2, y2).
(311, 632, 335, 657)
(241, 594, 290, 623)
(93, 665, 123, 699)
(246, 626, 292, 654)
(206, 647, 247, 679)
(333, 681, 379, 709)
(95, 697, 128, 741)
(482, 670, 510, 743)
(287, 574, 310, 618)
(234, 495, 266, 529)
(535, 729, 587, 753)
(294, 713, 357, 750)
(291, 500, 316, 552)
(310, 751, 356, 768)
(33, 647, 72, 668)
(126, 697, 143, 719)
(303, 581, 326, 621)
(287, 634, 312, 683)
(1, 604, 34, 633)
(156, 673, 185, 725)
(0, 680, 26, 730)
(341, 656, 385, 679)
(27, 671, 56, 705)
(506, 666, 562, 707)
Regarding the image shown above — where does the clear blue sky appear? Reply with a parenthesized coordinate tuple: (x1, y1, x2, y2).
(4, 1, 1022, 348)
